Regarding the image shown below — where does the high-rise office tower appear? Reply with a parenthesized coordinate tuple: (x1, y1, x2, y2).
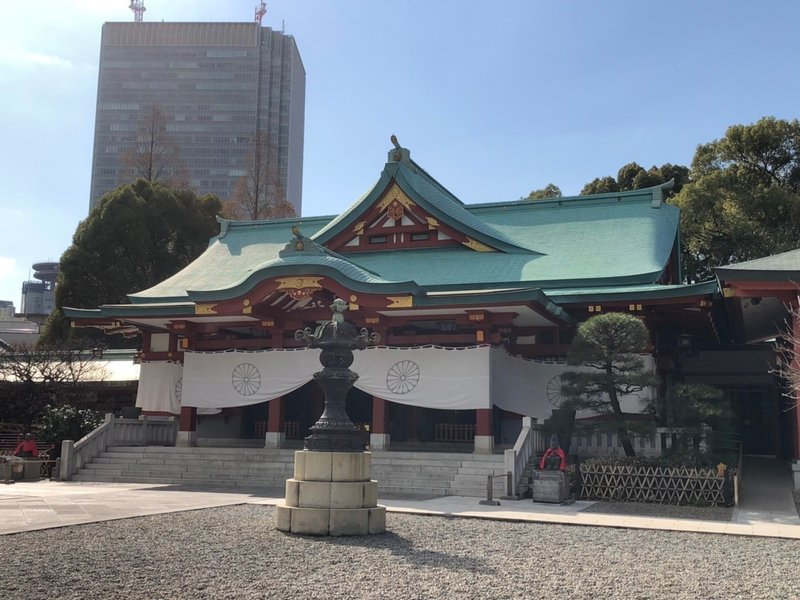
(89, 22, 305, 215)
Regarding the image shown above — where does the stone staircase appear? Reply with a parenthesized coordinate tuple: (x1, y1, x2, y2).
(72, 446, 507, 498)
(371, 451, 507, 497)
(515, 454, 542, 498)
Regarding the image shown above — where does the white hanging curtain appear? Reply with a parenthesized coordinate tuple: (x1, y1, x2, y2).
(135, 361, 183, 414)
(351, 346, 491, 409)
(180, 346, 491, 410)
(182, 348, 321, 409)
(177, 346, 653, 416)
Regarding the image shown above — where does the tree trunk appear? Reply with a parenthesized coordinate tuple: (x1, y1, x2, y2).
(607, 364, 636, 457)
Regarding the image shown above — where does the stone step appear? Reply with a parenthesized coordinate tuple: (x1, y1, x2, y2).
(76, 448, 503, 497)
(100, 451, 295, 462)
(456, 465, 507, 476)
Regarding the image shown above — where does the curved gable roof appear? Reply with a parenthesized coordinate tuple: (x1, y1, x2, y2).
(312, 149, 538, 255)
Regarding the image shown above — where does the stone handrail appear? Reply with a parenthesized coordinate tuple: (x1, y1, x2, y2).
(572, 425, 712, 457)
(60, 414, 177, 480)
(504, 417, 546, 497)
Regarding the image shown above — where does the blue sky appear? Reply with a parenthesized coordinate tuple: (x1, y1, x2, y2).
(1, 0, 799, 308)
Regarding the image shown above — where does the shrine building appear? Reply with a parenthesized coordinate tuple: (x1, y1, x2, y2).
(65, 142, 799, 469)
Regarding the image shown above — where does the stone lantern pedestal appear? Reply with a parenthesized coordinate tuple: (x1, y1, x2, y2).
(275, 293, 385, 536)
(276, 451, 385, 535)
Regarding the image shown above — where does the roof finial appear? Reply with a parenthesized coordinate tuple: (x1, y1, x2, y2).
(390, 134, 401, 149)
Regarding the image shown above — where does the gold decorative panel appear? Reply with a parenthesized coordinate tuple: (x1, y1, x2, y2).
(277, 277, 323, 291)
(377, 183, 415, 213)
(386, 296, 413, 309)
(462, 237, 496, 252)
(195, 303, 218, 315)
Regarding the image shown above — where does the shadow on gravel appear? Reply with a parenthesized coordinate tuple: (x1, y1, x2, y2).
(132, 484, 284, 497)
(319, 530, 492, 573)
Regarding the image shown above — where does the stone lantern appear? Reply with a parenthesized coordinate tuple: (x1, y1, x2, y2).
(275, 298, 386, 536)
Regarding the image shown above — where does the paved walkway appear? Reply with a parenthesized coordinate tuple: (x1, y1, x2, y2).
(2, 479, 799, 539)
(733, 456, 800, 526)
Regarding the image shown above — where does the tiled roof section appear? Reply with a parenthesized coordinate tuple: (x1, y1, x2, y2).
(467, 188, 679, 286)
(129, 216, 424, 303)
(545, 281, 719, 304)
(715, 248, 800, 281)
(395, 161, 537, 253)
(346, 186, 679, 290)
(129, 216, 330, 302)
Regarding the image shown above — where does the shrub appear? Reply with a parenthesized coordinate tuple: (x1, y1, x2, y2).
(36, 405, 104, 458)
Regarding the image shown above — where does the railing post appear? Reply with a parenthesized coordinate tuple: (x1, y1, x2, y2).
(140, 415, 149, 446)
(479, 474, 500, 506)
(504, 448, 515, 495)
(60, 440, 75, 481)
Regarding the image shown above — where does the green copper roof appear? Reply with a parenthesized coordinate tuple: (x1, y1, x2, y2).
(545, 281, 719, 304)
(131, 217, 424, 303)
(124, 149, 682, 307)
(715, 248, 800, 282)
(64, 303, 196, 319)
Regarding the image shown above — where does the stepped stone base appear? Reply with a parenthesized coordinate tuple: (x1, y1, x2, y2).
(531, 470, 571, 503)
(276, 450, 385, 536)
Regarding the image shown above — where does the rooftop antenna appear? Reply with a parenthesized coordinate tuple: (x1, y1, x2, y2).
(255, 1, 267, 24)
(129, 0, 146, 22)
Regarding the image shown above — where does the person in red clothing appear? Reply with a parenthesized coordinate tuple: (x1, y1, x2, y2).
(13, 433, 38, 458)
(539, 434, 567, 471)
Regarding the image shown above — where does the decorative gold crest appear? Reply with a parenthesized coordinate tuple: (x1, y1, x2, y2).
(195, 303, 218, 315)
(276, 277, 323, 302)
(387, 200, 404, 221)
(377, 183, 415, 213)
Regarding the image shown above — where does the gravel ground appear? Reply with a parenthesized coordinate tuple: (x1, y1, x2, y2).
(2, 505, 799, 600)
(581, 501, 734, 522)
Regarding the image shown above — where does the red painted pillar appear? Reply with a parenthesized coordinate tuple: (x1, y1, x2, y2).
(268, 396, 285, 432)
(177, 406, 197, 447)
(476, 408, 492, 436)
(372, 397, 390, 434)
(371, 396, 391, 450)
(474, 408, 494, 454)
(266, 396, 285, 448)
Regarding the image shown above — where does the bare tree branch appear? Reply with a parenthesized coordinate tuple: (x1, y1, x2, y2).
(224, 131, 296, 221)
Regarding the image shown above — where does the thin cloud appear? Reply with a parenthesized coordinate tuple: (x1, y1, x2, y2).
(0, 47, 73, 69)
(0, 257, 18, 280)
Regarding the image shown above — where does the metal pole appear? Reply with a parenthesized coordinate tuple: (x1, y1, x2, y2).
(479, 474, 500, 506)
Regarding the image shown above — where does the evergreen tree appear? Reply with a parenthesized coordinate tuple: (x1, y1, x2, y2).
(560, 313, 657, 457)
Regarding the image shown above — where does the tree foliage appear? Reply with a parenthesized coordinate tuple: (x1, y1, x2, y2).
(524, 183, 562, 201)
(39, 180, 222, 346)
(120, 105, 188, 188)
(560, 313, 657, 457)
(672, 117, 800, 281)
(37, 405, 104, 456)
(0, 344, 105, 429)
(224, 131, 296, 220)
(581, 162, 689, 197)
